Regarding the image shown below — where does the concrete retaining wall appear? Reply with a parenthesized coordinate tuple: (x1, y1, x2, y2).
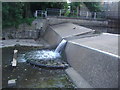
(47, 17, 108, 27)
(65, 42, 118, 88)
(2, 30, 39, 39)
(2, 19, 47, 39)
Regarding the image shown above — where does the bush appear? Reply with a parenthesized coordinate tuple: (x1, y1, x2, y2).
(23, 18, 35, 26)
(64, 10, 70, 17)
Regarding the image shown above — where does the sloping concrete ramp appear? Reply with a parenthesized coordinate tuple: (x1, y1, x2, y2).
(43, 23, 93, 47)
(65, 33, 119, 88)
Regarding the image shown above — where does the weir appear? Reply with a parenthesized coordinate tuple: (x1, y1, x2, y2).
(43, 23, 119, 88)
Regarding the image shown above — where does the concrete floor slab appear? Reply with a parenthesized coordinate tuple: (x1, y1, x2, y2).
(69, 33, 119, 56)
(51, 23, 93, 38)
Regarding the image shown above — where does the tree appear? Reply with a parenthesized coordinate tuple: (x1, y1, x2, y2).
(84, 2, 101, 12)
(2, 2, 24, 28)
(30, 2, 67, 12)
(23, 2, 32, 18)
(2, 2, 69, 28)
(70, 2, 81, 16)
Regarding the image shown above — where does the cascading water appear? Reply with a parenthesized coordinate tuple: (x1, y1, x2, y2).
(55, 39, 67, 53)
(24, 39, 68, 68)
(25, 50, 61, 61)
(25, 39, 67, 61)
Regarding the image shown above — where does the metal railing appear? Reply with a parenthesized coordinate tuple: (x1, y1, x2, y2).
(34, 8, 107, 20)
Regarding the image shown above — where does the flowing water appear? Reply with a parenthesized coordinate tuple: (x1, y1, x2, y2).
(2, 46, 75, 88)
(55, 39, 67, 53)
(24, 39, 67, 61)
(23, 39, 68, 68)
(25, 50, 61, 61)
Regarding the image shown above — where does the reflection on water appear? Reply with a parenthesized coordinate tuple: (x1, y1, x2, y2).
(2, 46, 75, 88)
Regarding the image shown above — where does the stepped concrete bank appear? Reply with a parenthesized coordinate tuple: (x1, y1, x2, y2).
(43, 23, 119, 88)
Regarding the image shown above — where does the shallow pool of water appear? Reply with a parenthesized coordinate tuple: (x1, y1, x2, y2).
(2, 46, 75, 88)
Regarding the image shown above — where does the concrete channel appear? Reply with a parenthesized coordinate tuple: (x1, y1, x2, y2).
(43, 22, 119, 88)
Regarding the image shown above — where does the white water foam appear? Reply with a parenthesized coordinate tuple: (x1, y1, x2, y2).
(17, 54, 27, 63)
(25, 50, 61, 60)
(24, 39, 67, 61)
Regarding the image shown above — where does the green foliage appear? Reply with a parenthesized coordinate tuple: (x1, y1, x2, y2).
(23, 18, 35, 25)
(2, 2, 102, 29)
(2, 2, 24, 28)
(84, 2, 102, 12)
(30, 2, 68, 11)
(70, 2, 101, 14)
(70, 2, 81, 12)
(2, 2, 67, 29)
(2, 2, 34, 29)
(64, 10, 70, 16)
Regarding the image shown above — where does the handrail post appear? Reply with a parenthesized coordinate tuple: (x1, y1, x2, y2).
(59, 9, 61, 17)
